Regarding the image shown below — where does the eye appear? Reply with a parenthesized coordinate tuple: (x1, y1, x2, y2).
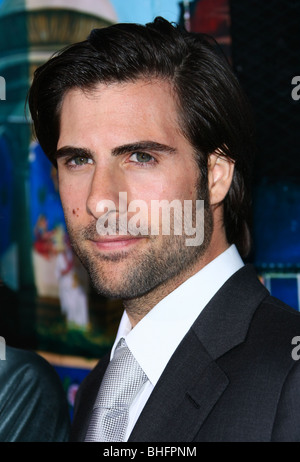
(68, 156, 93, 167)
(129, 152, 155, 163)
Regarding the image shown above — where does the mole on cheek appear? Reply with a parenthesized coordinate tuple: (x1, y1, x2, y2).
(72, 208, 80, 217)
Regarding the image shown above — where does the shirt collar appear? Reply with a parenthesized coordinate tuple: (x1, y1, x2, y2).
(112, 244, 244, 385)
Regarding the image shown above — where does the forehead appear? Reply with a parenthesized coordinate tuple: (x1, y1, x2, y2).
(58, 79, 183, 148)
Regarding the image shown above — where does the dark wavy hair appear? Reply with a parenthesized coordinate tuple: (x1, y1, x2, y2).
(28, 16, 255, 257)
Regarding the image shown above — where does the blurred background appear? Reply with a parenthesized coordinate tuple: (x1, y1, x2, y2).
(0, 0, 299, 419)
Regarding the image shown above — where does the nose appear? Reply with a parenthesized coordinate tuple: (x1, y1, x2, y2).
(86, 164, 125, 219)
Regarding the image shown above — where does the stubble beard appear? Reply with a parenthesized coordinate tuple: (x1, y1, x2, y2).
(65, 191, 213, 302)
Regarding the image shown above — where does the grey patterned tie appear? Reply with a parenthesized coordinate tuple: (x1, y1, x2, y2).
(85, 338, 147, 442)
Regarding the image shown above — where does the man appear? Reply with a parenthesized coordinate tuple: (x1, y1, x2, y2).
(28, 17, 300, 442)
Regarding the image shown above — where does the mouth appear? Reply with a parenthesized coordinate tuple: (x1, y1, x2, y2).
(90, 235, 146, 251)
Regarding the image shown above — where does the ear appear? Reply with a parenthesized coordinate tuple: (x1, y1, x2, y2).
(208, 151, 235, 206)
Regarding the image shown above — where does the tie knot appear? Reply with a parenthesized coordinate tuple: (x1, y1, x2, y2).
(112, 338, 132, 363)
(94, 338, 147, 411)
(114, 337, 127, 353)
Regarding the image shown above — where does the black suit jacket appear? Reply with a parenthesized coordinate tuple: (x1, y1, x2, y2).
(70, 265, 300, 442)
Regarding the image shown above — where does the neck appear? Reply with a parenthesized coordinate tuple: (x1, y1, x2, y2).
(123, 263, 198, 327)
(124, 238, 230, 327)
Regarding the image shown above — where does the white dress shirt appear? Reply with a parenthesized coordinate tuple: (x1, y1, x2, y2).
(110, 244, 244, 440)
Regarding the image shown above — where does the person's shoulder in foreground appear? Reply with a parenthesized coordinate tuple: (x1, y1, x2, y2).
(0, 345, 70, 442)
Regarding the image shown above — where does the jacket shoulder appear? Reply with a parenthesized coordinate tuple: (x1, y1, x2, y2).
(0, 346, 70, 441)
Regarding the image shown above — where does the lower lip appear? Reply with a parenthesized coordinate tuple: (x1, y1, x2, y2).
(92, 238, 144, 251)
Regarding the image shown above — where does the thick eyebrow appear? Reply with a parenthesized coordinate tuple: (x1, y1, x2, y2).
(55, 141, 177, 161)
(55, 146, 93, 161)
(111, 141, 177, 157)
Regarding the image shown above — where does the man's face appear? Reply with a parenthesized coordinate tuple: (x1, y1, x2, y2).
(56, 79, 212, 300)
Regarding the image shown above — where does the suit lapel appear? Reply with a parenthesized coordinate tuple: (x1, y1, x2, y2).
(194, 264, 269, 360)
(129, 264, 269, 442)
(129, 330, 229, 442)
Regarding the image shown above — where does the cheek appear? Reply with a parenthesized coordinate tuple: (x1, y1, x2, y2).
(59, 181, 84, 220)
(126, 159, 199, 209)
(128, 176, 166, 202)
(129, 176, 197, 204)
